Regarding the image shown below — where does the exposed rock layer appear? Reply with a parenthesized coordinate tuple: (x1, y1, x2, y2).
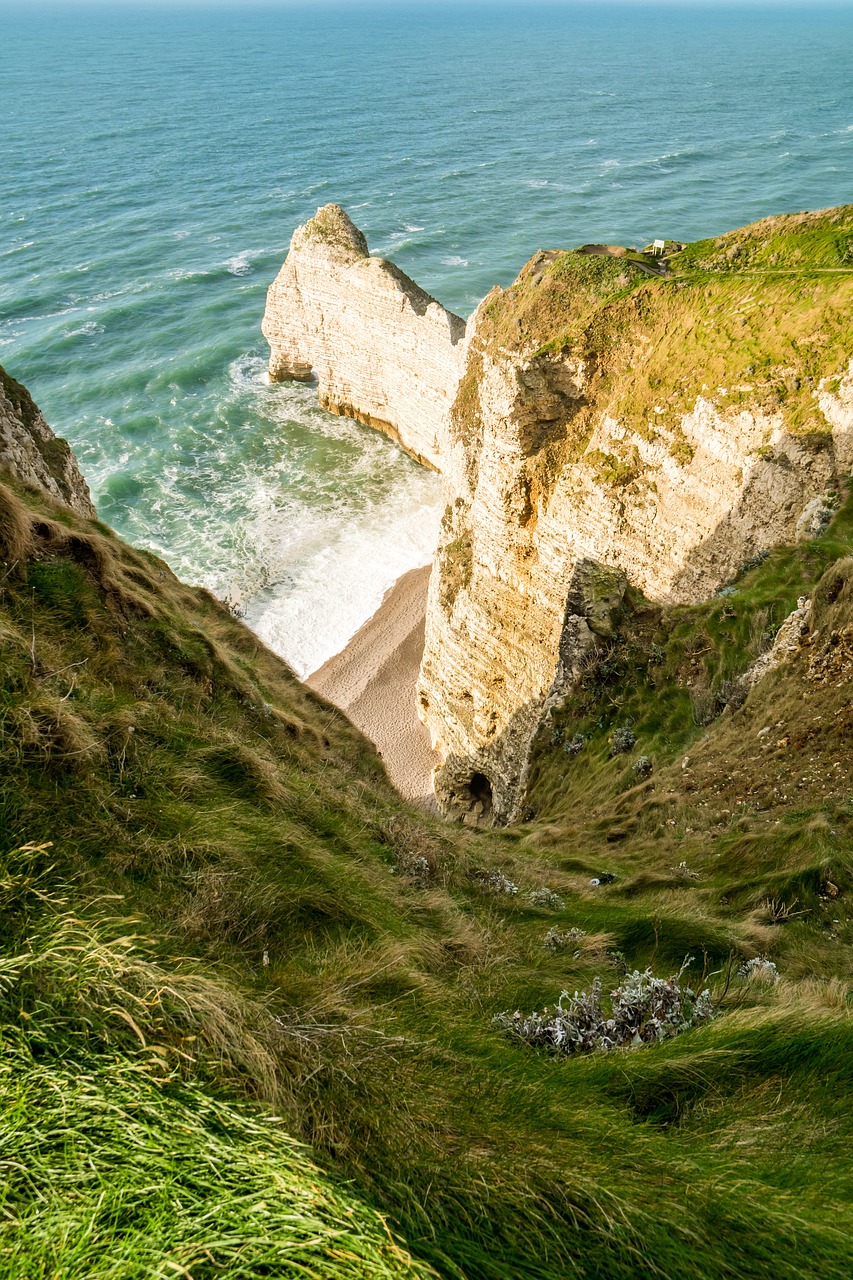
(263, 204, 853, 824)
(262, 204, 466, 470)
(419, 207, 853, 822)
(0, 363, 95, 518)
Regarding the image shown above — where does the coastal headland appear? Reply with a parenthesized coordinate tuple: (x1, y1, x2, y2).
(265, 202, 853, 824)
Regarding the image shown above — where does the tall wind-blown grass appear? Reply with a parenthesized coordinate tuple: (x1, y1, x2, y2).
(0, 843, 435, 1280)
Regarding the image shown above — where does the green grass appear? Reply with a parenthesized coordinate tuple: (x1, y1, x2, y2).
(1, 433, 853, 1279)
(455, 203, 853, 456)
(671, 204, 853, 273)
(526, 481, 853, 811)
(0, 844, 435, 1280)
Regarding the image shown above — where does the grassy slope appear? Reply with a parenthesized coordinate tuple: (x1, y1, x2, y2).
(0, 851, 434, 1280)
(2, 461, 852, 1279)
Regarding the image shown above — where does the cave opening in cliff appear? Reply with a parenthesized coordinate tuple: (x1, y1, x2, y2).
(467, 771, 494, 820)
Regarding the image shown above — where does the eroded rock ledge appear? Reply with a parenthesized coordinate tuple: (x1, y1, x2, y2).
(0, 364, 95, 518)
(262, 204, 467, 470)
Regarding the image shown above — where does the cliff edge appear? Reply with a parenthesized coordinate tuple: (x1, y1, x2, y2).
(263, 205, 853, 826)
(262, 204, 466, 470)
(0, 362, 95, 518)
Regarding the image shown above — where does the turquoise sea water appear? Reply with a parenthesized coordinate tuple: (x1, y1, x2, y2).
(2, 3, 852, 673)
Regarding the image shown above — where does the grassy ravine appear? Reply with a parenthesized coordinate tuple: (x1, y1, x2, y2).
(1, 452, 853, 1280)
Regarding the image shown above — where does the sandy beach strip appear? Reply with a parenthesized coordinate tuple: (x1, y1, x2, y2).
(307, 564, 438, 809)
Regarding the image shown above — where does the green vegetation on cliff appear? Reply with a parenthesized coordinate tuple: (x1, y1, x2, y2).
(525, 484, 853, 971)
(454, 204, 853, 458)
(2, 436, 853, 1278)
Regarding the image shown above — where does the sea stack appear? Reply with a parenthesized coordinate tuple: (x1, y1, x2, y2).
(262, 203, 467, 470)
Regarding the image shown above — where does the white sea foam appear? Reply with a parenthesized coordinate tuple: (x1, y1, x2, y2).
(0, 240, 35, 258)
(441, 255, 469, 267)
(12, 305, 79, 323)
(243, 480, 442, 678)
(91, 282, 152, 302)
(228, 354, 278, 394)
(129, 356, 444, 679)
(238, 367, 442, 676)
(65, 320, 105, 337)
(167, 267, 205, 282)
(225, 249, 256, 276)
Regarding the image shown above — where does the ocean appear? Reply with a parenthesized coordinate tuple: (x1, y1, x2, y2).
(2, 3, 851, 675)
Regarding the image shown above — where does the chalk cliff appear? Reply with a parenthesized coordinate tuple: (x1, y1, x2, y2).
(262, 204, 466, 469)
(263, 204, 853, 824)
(419, 208, 853, 822)
(0, 363, 95, 518)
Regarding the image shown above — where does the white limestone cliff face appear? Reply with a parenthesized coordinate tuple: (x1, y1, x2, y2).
(418, 314, 853, 823)
(261, 206, 853, 826)
(262, 204, 467, 470)
(0, 364, 95, 518)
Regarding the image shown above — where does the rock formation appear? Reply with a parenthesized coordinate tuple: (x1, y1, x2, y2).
(0, 363, 95, 518)
(740, 595, 813, 693)
(264, 204, 853, 825)
(262, 204, 467, 470)
(419, 208, 853, 822)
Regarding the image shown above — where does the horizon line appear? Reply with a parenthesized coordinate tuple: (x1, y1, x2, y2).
(4, 0, 853, 9)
